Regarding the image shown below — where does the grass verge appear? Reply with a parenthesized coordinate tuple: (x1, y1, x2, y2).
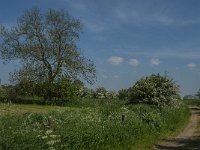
(0, 101, 190, 150)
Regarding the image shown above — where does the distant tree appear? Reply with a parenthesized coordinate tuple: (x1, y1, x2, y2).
(0, 7, 96, 100)
(94, 87, 107, 99)
(78, 87, 94, 98)
(105, 90, 118, 99)
(196, 89, 200, 99)
(52, 76, 84, 100)
(118, 88, 131, 100)
(183, 94, 197, 100)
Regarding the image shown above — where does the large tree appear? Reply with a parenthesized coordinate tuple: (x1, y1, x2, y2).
(0, 8, 96, 100)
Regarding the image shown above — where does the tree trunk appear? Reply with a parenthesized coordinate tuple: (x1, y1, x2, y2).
(46, 71, 53, 101)
(47, 84, 52, 101)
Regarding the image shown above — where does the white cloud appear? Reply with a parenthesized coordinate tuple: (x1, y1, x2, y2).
(129, 59, 140, 67)
(108, 56, 123, 65)
(150, 58, 161, 66)
(187, 63, 197, 69)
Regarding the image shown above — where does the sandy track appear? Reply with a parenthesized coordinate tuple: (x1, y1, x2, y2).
(154, 107, 200, 150)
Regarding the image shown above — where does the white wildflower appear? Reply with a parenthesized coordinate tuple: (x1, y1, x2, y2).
(46, 130, 53, 135)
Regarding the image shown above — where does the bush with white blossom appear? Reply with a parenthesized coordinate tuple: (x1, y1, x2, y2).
(129, 74, 180, 107)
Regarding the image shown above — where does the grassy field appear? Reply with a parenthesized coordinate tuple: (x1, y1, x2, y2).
(0, 103, 78, 116)
(0, 100, 190, 150)
(184, 99, 200, 106)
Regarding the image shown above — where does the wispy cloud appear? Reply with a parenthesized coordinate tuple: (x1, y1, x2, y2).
(113, 3, 200, 26)
(113, 48, 200, 60)
(151, 51, 200, 59)
(66, 1, 87, 11)
(108, 56, 124, 65)
(113, 75, 119, 78)
(150, 58, 161, 66)
(83, 20, 105, 33)
(129, 59, 140, 67)
(187, 63, 197, 70)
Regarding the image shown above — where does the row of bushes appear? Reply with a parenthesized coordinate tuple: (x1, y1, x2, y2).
(0, 96, 67, 106)
(0, 96, 122, 108)
(0, 85, 118, 102)
(184, 99, 200, 106)
(0, 103, 190, 150)
(1, 74, 181, 108)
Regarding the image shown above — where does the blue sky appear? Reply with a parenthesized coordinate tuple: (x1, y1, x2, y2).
(1, 0, 200, 96)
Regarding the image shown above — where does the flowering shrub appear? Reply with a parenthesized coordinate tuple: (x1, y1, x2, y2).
(129, 74, 180, 107)
(94, 87, 117, 99)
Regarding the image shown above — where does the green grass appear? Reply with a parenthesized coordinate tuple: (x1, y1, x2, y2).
(0, 101, 190, 150)
(185, 100, 200, 140)
(184, 99, 200, 106)
(0, 103, 79, 116)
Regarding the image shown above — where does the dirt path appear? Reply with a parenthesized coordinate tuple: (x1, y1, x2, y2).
(154, 107, 200, 150)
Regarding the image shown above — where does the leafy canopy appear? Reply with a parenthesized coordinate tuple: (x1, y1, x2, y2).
(0, 8, 96, 99)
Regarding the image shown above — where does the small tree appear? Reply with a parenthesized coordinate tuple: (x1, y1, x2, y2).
(118, 88, 131, 100)
(52, 76, 84, 100)
(196, 89, 200, 99)
(183, 95, 197, 100)
(129, 74, 180, 107)
(94, 87, 107, 99)
(0, 7, 96, 100)
(105, 90, 118, 99)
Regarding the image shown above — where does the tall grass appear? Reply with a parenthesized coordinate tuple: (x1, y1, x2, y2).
(184, 99, 200, 106)
(0, 102, 189, 150)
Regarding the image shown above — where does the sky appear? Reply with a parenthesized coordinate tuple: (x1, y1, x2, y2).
(1, 0, 200, 96)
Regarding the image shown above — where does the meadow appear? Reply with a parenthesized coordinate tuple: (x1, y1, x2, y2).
(0, 99, 190, 150)
(0, 5, 198, 150)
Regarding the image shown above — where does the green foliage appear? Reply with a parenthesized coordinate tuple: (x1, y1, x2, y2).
(0, 103, 189, 150)
(0, 7, 96, 100)
(118, 88, 131, 100)
(184, 99, 200, 106)
(1, 75, 88, 103)
(0, 85, 18, 99)
(196, 89, 200, 99)
(52, 76, 84, 101)
(94, 87, 107, 99)
(93, 87, 117, 99)
(129, 74, 180, 107)
(183, 95, 198, 100)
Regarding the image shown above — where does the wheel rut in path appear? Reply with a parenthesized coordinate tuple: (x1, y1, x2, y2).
(154, 107, 200, 150)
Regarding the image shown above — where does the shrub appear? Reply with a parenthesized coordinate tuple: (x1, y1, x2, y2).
(93, 87, 118, 99)
(129, 74, 180, 107)
(118, 88, 132, 100)
(51, 77, 84, 101)
(94, 87, 107, 99)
